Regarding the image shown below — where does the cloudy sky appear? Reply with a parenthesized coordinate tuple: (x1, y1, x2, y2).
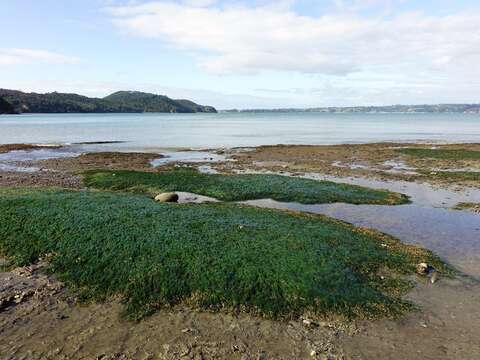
(2, 0, 480, 108)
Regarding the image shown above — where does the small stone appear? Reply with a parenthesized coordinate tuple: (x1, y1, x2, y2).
(310, 350, 317, 357)
(154, 193, 179, 203)
(302, 318, 318, 327)
(416, 263, 429, 275)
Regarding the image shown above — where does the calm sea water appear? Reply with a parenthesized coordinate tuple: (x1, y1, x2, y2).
(1, 112, 479, 150)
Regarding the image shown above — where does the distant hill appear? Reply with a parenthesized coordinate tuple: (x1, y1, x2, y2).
(0, 97, 15, 114)
(224, 104, 480, 114)
(0, 89, 217, 114)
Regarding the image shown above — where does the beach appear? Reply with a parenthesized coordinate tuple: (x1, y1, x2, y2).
(0, 140, 479, 359)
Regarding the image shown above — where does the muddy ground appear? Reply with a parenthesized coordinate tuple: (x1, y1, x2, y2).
(0, 259, 347, 360)
(2, 259, 479, 359)
(1, 142, 479, 359)
(0, 258, 480, 360)
(226, 143, 480, 188)
(2, 142, 480, 189)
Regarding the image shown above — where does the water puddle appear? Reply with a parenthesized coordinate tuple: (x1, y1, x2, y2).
(0, 148, 83, 173)
(331, 160, 419, 175)
(0, 163, 40, 173)
(431, 167, 480, 173)
(176, 192, 219, 204)
(382, 160, 419, 175)
(0, 148, 81, 162)
(303, 173, 480, 208)
(331, 161, 371, 170)
(151, 151, 227, 167)
(197, 165, 219, 174)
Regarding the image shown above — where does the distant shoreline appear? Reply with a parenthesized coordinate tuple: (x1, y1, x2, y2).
(3, 109, 480, 115)
(221, 104, 480, 114)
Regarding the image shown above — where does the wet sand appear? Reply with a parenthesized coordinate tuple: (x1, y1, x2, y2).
(1, 142, 479, 359)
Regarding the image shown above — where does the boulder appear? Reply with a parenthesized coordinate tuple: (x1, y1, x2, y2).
(154, 192, 179, 203)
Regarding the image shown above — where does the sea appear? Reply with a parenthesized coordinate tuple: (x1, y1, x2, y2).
(0, 112, 479, 151)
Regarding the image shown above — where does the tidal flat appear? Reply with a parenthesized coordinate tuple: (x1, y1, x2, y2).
(0, 142, 479, 359)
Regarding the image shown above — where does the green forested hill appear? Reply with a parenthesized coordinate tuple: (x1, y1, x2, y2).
(0, 97, 16, 114)
(0, 89, 217, 114)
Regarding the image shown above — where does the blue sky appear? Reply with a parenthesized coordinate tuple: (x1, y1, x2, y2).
(2, 0, 480, 109)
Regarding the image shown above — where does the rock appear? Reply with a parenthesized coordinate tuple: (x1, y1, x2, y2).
(430, 270, 439, 284)
(154, 192, 179, 203)
(302, 318, 318, 328)
(416, 262, 437, 277)
(416, 262, 429, 275)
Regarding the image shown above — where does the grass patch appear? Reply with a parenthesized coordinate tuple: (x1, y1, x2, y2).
(398, 148, 480, 160)
(0, 189, 449, 320)
(454, 202, 480, 213)
(83, 168, 409, 205)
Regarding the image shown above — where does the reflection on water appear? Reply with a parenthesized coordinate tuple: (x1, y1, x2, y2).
(151, 151, 226, 167)
(303, 173, 480, 208)
(0, 148, 83, 173)
(0, 163, 39, 173)
(197, 165, 219, 174)
(0, 148, 82, 162)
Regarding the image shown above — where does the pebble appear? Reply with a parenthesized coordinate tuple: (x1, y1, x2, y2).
(416, 263, 429, 275)
(302, 319, 319, 328)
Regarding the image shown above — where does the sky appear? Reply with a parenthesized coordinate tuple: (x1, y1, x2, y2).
(1, 0, 480, 109)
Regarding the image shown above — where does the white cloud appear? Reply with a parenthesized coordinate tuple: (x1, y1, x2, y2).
(108, 1, 480, 79)
(182, 0, 218, 7)
(0, 48, 79, 66)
